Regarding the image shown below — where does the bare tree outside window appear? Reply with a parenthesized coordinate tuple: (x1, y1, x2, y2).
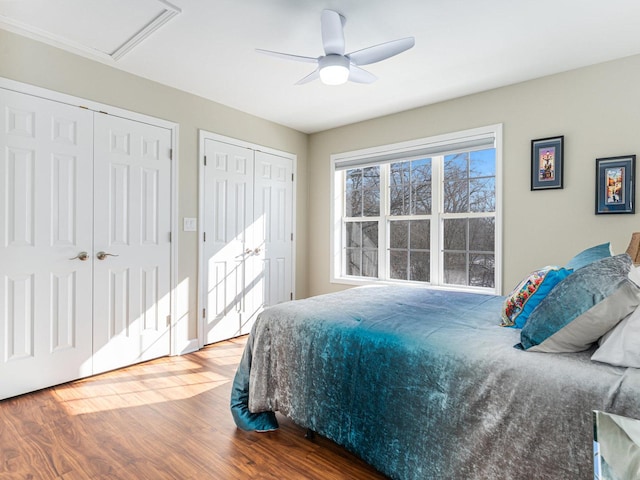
(345, 166, 380, 277)
(344, 221, 378, 277)
(389, 158, 432, 281)
(389, 219, 430, 281)
(442, 150, 496, 288)
(346, 167, 380, 217)
(341, 145, 496, 290)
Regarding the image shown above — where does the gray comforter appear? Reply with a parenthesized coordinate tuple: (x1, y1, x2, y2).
(231, 285, 640, 479)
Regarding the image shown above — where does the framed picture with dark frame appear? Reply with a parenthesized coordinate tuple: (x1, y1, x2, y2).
(595, 155, 635, 215)
(531, 135, 564, 190)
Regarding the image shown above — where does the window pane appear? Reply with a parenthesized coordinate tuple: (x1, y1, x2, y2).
(362, 166, 380, 188)
(410, 159, 432, 215)
(346, 169, 361, 189)
(362, 221, 378, 248)
(389, 186, 408, 215)
(444, 252, 467, 285)
(346, 249, 360, 276)
(346, 248, 379, 278)
(390, 162, 409, 186)
(470, 149, 496, 177)
(410, 251, 430, 282)
(410, 220, 430, 250)
(345, 170, 362, 217)
(345, 189, 361, 217)
(443, 219, 467, 251)
(345, 167, 380, 217)
(363, 188, 380, 216)
(411, 158, 431, 177)
(390, 221, 409, 249)
(444, 153, 469, 178)
(390, 220, 430, 282)
(391, 159, 433, 216)
(345, 222, 360, 247)
(469, 177, 495, 212)
(390, 250, 408, 280)
(469, 218, 495, 252)
(444, 180, 469, 213)
(469, 254, 495, 288)
(345, 222, 378, 278)
(362, 250, 378, 277)
(412, 182, 432, 214)
(389, 185, 411, 215)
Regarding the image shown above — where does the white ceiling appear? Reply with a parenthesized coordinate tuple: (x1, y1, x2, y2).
(2, 0, 640, 133)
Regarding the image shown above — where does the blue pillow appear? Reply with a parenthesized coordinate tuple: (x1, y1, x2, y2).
(565, 242, 612, 271)
(518, 254, 640, 352)
(501, 266, 572, 328)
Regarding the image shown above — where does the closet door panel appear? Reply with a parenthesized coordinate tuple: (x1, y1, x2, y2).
(0, 88, 93, 400)
(251, 151, 293, 327)
(202, 139, 254, 344)
(92, 114, 171, 375)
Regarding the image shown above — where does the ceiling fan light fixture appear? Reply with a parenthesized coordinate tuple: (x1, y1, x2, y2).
(319, 54, 350, 85)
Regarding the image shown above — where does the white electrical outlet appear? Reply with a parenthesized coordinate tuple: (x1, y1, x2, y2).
(183, 217, 197, 232)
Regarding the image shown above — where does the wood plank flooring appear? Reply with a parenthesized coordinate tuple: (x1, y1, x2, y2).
(0, 337, 388, 479)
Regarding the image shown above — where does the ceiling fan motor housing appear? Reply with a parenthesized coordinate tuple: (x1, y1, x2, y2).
(318, 54, 350, 85)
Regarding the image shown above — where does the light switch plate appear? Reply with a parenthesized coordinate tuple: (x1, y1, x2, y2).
(183, 217, 197, 232)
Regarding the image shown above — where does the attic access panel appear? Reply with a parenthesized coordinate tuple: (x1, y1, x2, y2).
(0, 0, 180, 61)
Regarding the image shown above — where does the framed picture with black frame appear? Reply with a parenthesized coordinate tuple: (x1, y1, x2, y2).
(531, 135, 564, 190)
(595, 155, 635, 214)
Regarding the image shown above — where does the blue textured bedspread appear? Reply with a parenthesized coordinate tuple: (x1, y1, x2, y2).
(230, 285, 640, 480)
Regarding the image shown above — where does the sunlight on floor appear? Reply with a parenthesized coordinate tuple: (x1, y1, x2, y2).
(52, 351, 236, 415)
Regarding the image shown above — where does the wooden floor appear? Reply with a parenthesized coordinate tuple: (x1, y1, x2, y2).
(0, 337, 388, 479)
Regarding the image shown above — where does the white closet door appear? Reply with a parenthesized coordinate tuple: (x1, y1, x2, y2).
(202, 139, 293, 345)
(253, 151, 293, 310)
(0, 89, 94, 399)
(203, 139, 255, 344)
(92, 114, 172, 375)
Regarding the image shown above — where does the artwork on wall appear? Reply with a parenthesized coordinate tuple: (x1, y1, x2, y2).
(595, 155, 635, 214)
(531, 136, 564, 190)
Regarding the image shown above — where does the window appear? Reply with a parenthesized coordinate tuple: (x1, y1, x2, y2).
(331, 125, 502, 294)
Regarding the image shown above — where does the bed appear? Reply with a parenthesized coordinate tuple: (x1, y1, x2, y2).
(230, 250, 640, 480)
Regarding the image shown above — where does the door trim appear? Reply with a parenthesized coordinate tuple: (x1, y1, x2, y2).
(0, 76, 182, 356)
(197, 130, 297, 348)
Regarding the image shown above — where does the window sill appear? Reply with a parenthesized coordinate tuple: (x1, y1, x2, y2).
(330, 276, 498, 295)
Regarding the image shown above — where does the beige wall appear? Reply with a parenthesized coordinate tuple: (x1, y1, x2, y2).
(308, 54, 640, 296)
(0, 29, 309, 347)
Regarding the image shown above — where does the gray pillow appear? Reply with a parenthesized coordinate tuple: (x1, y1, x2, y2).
(592, 304, 640, 368)
(518, 254, 640, 352)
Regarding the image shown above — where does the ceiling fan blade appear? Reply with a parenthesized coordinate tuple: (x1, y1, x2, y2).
(296, 68, 320, 85)
(348, 66, 377, 84)
(321, 9, 345, 55)
(347, 37, 415, 66)
(256, 48, 318, 64)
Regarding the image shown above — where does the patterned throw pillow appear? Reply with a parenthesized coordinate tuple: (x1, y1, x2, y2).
(501, 266, 572, 328)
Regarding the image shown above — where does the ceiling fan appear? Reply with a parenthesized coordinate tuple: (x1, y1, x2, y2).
(256, 9, 415, 86)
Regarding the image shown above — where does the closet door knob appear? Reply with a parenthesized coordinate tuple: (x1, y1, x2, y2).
(96, 251, 119, 260)
(69, 251, 89, 261)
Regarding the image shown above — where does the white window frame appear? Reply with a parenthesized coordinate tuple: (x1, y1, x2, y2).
(330, 124, 503, 295)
